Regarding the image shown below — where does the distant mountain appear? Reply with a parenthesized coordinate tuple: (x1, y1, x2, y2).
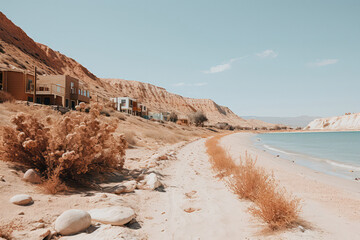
(242, 115, 321, 128)
(306, 113, 360, 130)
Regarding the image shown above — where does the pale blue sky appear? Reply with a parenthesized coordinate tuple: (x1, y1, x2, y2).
(2, 0, 360, 117)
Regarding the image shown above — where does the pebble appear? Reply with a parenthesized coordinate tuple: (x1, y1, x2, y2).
(10, 194, 33, 205)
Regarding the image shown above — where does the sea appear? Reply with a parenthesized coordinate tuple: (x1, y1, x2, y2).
(254, 131, 360, 180)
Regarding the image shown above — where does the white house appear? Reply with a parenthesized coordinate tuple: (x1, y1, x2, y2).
(110, 97, 136, 115)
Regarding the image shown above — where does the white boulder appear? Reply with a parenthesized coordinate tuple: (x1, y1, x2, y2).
(54, 209, 91, 236)
(10, 194, 33, 205)
(88, 206, 135, 226)
(137, 173, 162, 190)
(23, 169, 42, 183)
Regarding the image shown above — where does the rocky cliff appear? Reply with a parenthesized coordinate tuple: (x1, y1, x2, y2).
(102, 79, 260, 126)
(306, 113, 360, 130)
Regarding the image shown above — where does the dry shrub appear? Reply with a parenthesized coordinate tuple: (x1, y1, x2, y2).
(250, 185, 301, 230)
(0, 91, 14, 103)
(205, 135, 301, 230)
(205, 134, 235, 177)
(124, 130, 136, 146)
(229, 155, 272, 201)
(0, 103, 127, 192)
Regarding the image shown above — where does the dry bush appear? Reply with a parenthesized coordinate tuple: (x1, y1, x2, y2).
(0, 91, 14, 103)
(124, 130, 137, 146)
(205, 135, 301, 231)
(250, 185, 301, 230)
(205, 134, 235, 177)
(189, 112, 208, 126)
(229, 155, 273, 201)
(0, 103, 127, 192)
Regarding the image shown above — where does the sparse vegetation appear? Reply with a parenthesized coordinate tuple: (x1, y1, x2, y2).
(205, 134, 301, 230)
(0, 103, 127, 193)
(189, 112, 208, 126)
(0, 91, 14, 103)
(169, 112, 178, 123)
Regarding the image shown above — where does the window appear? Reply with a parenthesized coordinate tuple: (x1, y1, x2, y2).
(56, 84, 61, 93)
(27, 96, 33, 102)
(78, 89, 81, 94)
(87, 91, 90, 97)
(121, 99, 126, 106)
(27, 79, 33, 91)
(66, 99, 69, 107)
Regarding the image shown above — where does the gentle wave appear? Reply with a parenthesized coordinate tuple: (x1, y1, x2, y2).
(324, 159, 360, 171)
(263, 144, 292, 155)
(263, 143, 360, 172)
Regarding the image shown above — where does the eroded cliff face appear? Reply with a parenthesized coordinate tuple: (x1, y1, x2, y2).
(102, 78, 271, 127)
(306, 113, 360, 130)
(0, 11, 272, 127)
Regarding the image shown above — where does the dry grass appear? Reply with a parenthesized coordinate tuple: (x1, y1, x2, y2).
(205, 134, 301, 230)
(0, 103, 127, 193)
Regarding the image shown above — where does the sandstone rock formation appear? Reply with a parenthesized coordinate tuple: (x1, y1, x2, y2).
(306, 113, 360, 130)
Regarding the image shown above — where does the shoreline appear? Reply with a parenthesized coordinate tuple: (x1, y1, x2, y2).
(220, 132, 360, 239)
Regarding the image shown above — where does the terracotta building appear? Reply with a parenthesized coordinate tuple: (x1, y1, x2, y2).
(0, 69, 90, 108)
(0, 69, 35, 102)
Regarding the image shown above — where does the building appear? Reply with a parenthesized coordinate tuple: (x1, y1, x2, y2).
(0, 69, 35, 102)
(149, 112, 170, 121)
(37, 75, 90, 108)
(0, 69, 90, 108)
(111, 97, 148, 116)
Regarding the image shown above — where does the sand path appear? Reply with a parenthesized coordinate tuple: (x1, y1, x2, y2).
(142, 137, 328, 239)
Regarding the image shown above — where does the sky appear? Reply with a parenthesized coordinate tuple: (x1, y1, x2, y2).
(2, 0, 360, 117)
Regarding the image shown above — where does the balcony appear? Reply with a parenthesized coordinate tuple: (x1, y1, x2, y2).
(26, 83, 65, 96)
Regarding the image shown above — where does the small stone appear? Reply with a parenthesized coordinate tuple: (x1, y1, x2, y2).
(0, 175, 5, 182)
(119, 180, 137, 193)
(137, 173, 162, 190)
(23, 169, 42, 184)
(88, 206, 135, 226)
(54, 209, 91, 236)
(100, 194, 108, 198)
(10, 194, 33, 205)
(114, 186, 126, 194)
(18, 212, 25, 215)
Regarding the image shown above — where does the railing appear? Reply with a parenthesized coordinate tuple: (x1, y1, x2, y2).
(26, 83, 65, 95)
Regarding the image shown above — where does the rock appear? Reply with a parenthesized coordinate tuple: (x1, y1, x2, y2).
(0, 175, 5, 182)
(114, 186, 126, 194)
(10, 194, 33, 205)
(54, 209, 91, 236)
(88, 206, 135, 226)
(123, 180, 137, 192)
(32, 222, 45, 230)
(114, 180, 137, 194)
(137, 173, 162, 190)
(23, 169, 42, 183)
(18, 212, 24, 215)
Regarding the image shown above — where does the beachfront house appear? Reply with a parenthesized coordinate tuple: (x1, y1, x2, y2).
(111, 97, 148, 117)
(37, 75, 90, 108)
(149, 112, 170, 121)
(0, 69, 90, 108)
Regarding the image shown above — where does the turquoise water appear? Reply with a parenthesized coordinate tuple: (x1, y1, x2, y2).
(254, 131, 360, 180)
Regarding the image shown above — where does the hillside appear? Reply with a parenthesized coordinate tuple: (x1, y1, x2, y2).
(306, 113, 360, 130)
(0, 11, 272, 128)
(242, 115, 320, 128)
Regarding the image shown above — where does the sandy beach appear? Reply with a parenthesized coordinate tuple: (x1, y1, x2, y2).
(141, 132, 360, 239)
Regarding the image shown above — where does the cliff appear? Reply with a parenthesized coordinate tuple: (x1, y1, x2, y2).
(306, 113, 360, 130)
